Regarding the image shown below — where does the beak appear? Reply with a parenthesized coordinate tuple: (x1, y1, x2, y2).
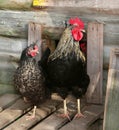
(81, 29, 85, 33)
(32, 50, 39, 54)
(36, 51, 39, 54)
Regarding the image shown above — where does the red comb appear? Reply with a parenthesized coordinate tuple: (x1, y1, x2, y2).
(69, 17, 84, 29)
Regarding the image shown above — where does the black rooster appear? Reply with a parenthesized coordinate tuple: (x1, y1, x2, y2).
(14, 43, 49, 120)
(41, 17, 90, 120)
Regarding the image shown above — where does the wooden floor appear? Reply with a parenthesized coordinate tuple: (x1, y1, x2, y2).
(0, 93, 103, 130)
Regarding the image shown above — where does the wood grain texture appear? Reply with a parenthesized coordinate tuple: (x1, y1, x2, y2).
(0, 98, 31, 129)
(88, 119, 103, 130)
(0, 0, 119, 15)
(87, 22, 103, 104)
(31, 101, 77, 130)
(0, 94, 20, 112)
(0, 93, 103, 130)
(4, 99, 61, 130)
(0, 9, 119, 50)
(31, 108, 76, 130)
(0, 10, 119, 39)
(103, 48, 119, 130)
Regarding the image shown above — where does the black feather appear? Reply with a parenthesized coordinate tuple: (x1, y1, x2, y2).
(42, 26, 90, 100)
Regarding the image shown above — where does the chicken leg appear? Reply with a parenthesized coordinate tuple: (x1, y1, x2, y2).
(58, 99, 71, 121)
(26, 105, 37, 120)
(73, 99, 84, 119)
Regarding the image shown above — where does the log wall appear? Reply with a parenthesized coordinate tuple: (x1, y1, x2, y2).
(0, 0, 119, 94)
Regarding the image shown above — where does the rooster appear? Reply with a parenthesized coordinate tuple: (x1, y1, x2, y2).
(42, 17, 90, 120)
(14, 43, 49, 120)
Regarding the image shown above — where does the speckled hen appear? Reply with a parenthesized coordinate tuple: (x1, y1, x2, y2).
(14, 43, 50, 120)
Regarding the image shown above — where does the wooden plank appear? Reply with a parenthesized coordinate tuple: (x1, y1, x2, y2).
(32, 0, 119, 10)
(31, 102, 77, 130)
(0, 98, 31, 129)
(60, 105, 104, 130)
(0, 94, 21, 112)
(87, 22, 103, 104)
(88, 119, 103, 130)
(28, 22, 41, 46)
(103, 48, 119, 130)
(0, 10, 119, 39)
(4, 99, 61, 130)
(0, 0, 119, 15)
(28, 22, 42, 61)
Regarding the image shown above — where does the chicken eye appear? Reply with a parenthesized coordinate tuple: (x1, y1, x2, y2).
(33, 46, 36, 49)
(34, 45, 38, 51)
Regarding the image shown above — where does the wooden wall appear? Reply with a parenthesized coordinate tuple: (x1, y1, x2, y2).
(0, 0, 119, 94)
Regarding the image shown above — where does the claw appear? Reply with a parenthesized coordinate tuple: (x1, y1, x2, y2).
(73, 113, 85, 120)
(57, 99, 71, 121)
(25, 106, 37, 120)
(73, 99, 85, 120)
(26, 115, 36, 120)
(57, 113, 71, 121)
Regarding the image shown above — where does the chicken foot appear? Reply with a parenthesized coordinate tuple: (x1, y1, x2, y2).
(26, 105, 37, 120)
(73, 99, 85, 119)
(58, 99, 71, 121)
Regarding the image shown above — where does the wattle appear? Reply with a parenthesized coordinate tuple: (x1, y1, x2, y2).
(31, 52, 37, 57)
(71, 27, 83, 41)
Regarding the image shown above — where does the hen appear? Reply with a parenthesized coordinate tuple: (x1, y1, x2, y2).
(42, 17, 90, 120)
(14, 43, 49, 120)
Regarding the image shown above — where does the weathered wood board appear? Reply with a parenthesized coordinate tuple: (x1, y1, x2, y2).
(0, 98, 31, 129)
(0, 93, 21, 112)
(103, 48, 119, 130)
(60, 105, 104, 130)
(4, 100, 61, 130)
(0, 93, 103, 130)
(88, 119, 103, 130)
(32, 0, 119, 9)
(0, 10, 119, 39)
(86, 22, 103, 104)
(0, 0, 119, 15)
(31, 102, 77, 130)
(28, 22, 41, 46)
